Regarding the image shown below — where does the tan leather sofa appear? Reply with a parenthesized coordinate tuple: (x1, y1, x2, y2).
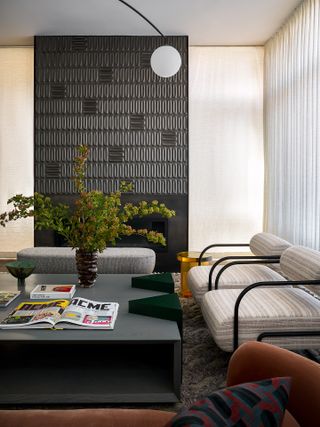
(1, 341, 319, 427)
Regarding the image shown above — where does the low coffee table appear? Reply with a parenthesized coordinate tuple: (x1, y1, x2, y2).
(0, 274, 181, 404)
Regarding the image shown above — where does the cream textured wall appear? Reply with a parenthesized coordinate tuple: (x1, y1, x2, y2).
(189, 47, 264, 250)
(0, 47, 34, 253)
(264, 0, 320, 249)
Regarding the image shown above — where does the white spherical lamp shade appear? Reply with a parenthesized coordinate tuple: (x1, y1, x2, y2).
(150, 45, 182, 78)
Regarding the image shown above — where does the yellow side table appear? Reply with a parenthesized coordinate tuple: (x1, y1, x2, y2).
(177, 251, 212, 298)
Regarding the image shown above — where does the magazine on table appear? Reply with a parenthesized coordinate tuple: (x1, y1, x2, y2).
(0, 297, 119, 330)
(0, 291, 21, 307)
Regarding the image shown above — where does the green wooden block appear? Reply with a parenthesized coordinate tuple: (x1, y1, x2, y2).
(131, 273, 175, 294)
(128, 293, 183, 334)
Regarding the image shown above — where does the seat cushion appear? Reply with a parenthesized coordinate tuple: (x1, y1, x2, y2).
(17, 247, 156, 274)
(282, 411, 301, 427)
(188, 264, 285, 303)
(201, 288, 320, 352)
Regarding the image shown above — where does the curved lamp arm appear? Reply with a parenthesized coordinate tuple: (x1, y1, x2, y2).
(117, 0, 164, 37)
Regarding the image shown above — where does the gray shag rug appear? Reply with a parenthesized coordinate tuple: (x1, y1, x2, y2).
(178, 296, 230, 408)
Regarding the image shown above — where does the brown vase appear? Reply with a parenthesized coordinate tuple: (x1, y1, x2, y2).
(75, 249, 98, 288)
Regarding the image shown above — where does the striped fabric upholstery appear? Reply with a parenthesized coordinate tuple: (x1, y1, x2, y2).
(280, 246, 320, 281)
(188, 264, 285, 303)
(17, 247, 156, 274)
(250, 233, 291, 256)
(202, 288, 320, 352)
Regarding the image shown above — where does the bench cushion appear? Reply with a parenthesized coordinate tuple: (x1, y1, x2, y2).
(188, 264, 285, 303)
(17, 247, 156, 274)
(202, 288, 320, 352)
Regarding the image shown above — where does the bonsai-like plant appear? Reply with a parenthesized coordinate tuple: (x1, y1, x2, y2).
(0, 145, 175, 286)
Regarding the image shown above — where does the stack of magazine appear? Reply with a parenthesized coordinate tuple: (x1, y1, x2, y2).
(0, 297, 119, 330)
(0, 291, 21, 307)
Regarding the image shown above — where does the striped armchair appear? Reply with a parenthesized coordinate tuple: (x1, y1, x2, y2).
(201, 245, 320, 352)
(188, 232, 291, 303)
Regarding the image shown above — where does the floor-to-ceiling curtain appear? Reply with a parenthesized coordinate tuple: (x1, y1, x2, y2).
(264, 0, 320, 249)
(189, 47, 264, 250)
(0, 47, 34, 254)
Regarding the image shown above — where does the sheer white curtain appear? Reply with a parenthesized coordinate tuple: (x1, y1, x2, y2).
(264, 0, 320, 249)
(0, 47, 34, 254)
(189, 47, 264, 250)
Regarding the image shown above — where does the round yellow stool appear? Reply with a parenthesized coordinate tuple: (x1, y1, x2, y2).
(177, 251, 212, 298)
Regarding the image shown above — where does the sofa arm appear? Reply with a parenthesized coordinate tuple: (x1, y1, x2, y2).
(226, 341, 320, 427)
(0, 408, 175, 427)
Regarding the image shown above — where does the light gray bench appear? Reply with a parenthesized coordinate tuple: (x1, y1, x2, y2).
(17, 247, 156, 274)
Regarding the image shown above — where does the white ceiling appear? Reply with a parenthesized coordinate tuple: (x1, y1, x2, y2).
(0, 0, 302, 46)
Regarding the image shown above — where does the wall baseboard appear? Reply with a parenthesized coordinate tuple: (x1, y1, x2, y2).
(0, 252, 17, 258)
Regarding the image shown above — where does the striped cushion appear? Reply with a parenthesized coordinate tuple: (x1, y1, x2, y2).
(188, 264, 285, 303)
(280, 246, 320, 281)
(250, 233, 291, 256)
(17, 247, 155, 274)
(202, 288, 320, 352)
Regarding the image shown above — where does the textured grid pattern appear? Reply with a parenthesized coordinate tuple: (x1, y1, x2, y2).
(34, 36, 188, 195)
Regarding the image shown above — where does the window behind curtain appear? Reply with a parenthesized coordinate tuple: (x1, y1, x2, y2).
(0, 47, 34, 254)
(189, 47, 264, 250)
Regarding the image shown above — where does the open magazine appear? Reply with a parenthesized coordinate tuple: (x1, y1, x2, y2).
(0, 298, 119, 330)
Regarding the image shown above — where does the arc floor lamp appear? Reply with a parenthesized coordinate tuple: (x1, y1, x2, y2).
(117, 0, 182, 77)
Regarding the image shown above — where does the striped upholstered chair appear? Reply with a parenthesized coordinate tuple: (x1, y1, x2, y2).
(188, 232, 291, 303)
(201, 245, 320, 352)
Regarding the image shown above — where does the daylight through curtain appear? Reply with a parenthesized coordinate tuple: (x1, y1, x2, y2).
(189, 47, 264, 250)
(264, 0, 320, 248)
(0, 47, 34, 253)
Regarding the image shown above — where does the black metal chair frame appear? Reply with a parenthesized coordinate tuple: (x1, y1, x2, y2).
(198, 243, 250, 266)
(233, 280, 320, 351)
(208, 256, 281, 290)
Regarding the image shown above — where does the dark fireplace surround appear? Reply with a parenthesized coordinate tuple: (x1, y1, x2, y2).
(34, 36, 188, 271)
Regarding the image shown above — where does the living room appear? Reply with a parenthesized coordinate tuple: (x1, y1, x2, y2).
(0, 0, 319, 426)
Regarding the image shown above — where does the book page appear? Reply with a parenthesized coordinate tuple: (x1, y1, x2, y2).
(0, 300, 69, 329)
(56, 297, 119, 329)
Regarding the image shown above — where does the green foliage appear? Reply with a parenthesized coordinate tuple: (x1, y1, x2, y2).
(0, 146, 175, 252)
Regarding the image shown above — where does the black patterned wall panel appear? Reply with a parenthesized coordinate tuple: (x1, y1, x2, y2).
(34, 36, 188, 196)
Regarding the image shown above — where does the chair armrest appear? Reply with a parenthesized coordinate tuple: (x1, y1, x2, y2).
(227, 341, 320, 427)
(198, 243, 250, 265)
(212, 258, 280, 290)
(207, 256, 280, 291)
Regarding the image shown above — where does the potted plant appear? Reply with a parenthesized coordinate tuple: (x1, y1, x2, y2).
(0, 145, 175, 287)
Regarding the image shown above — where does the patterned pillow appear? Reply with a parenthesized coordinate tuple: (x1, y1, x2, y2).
(166, 377, 291, 427)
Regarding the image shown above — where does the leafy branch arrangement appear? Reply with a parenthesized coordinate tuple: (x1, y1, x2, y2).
(0, 145, 175, 252)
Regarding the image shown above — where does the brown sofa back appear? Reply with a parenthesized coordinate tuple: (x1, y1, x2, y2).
(227, 341, 320, 427)
(0, 408, 175, 427)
